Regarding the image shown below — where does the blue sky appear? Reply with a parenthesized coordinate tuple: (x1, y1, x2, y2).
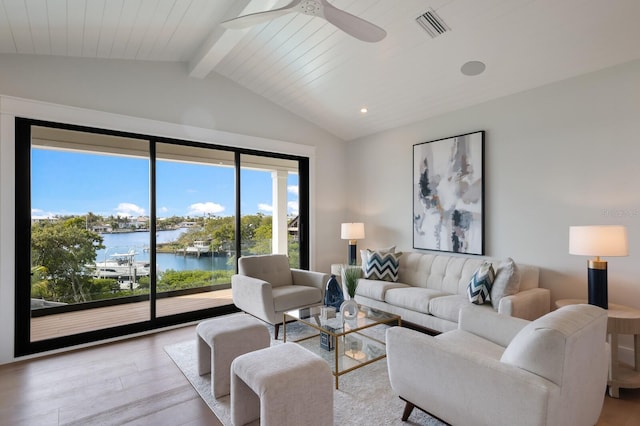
(31, 149, 299, 219)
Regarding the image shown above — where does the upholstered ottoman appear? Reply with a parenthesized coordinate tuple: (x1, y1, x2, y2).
(196, 314, 270, 398)
(231, 342, 333, 426)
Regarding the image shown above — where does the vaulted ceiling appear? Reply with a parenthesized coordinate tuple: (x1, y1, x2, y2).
(1, 0, 639, 141)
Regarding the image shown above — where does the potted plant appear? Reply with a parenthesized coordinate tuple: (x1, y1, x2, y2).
(341, 265, 361, 320)
(343, 266, 360, 299)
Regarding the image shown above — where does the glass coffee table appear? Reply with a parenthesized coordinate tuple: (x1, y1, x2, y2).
(283, 304, 401, 389)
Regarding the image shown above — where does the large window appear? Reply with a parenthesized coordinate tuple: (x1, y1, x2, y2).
(15, 119, 309, 356)
(240, 154, 301, 266)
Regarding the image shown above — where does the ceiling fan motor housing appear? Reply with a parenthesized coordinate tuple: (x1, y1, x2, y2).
(299, 0, 322, 16)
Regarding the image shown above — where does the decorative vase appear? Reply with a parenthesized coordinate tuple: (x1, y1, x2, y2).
(324, 274, 344, 311)
(340, 298, 358, 321)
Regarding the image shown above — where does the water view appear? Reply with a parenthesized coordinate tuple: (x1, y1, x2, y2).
(96, 228, 233, 273)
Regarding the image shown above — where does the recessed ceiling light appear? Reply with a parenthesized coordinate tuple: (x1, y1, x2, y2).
(360, 107, 368, 114)
(461, 61, 486, 76)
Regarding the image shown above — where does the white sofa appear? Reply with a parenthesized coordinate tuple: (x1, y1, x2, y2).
(386, 304, 609, 426)
(353, 251, 550, 332)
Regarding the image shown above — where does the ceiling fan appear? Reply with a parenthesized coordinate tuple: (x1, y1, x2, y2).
(221, 0, 387, 43)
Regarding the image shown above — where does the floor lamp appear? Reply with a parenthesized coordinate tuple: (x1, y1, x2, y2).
(569, 225, 628, 309)
(341, 223, 365, 265)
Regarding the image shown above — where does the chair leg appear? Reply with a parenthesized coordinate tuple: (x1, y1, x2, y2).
(274, 323, 280, 340)
(402, 400, 415, 421)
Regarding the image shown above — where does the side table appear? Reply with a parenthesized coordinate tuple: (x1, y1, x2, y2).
(556, 299, 640, 398)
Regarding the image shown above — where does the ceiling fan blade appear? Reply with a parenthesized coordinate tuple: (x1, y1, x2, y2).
(320, 0, 386, 42)
(221, 0, 301, 30)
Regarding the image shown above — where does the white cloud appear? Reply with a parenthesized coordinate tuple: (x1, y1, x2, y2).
(288, 201, 299, 215)
(258, 203, 273, 213)
(189, 202, 225, 215)
(31, 208, 54, 219)
(116, 203, 146, 217)
(159, 206, 169, 213)
(288, 185, 299, 196)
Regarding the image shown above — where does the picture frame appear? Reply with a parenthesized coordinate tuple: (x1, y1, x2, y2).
(413, 131, 485, 255)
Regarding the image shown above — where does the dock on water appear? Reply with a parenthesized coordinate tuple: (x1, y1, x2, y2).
(174, 241, 211, 258)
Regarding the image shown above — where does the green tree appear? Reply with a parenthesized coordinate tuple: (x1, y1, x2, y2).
(30, 265, 50, 299)
(252, 216, 272, 255)
(157, 215, 184, 230)
(137, 276, 150, 289)
(90, 278, 120, 296)
(85, 211, 102, 229)
(288, 237, 300, 268)
(31, 217, 105, 303)
(208, 216, 235, 253)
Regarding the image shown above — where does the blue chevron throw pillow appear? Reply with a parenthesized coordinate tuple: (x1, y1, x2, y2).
(467, 261, 495, 305)
(363, 250, 402, 282)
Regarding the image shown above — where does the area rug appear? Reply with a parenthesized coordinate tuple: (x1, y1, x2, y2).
(164, 323, 445, 425)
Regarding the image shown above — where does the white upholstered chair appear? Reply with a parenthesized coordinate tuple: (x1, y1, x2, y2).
(386, 304, 608, 426)
(231, 254, 329, 339)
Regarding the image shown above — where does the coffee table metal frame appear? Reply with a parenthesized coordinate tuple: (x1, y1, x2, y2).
(283, 304, 401, 389)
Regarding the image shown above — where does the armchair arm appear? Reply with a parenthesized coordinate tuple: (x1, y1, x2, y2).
(291, 269, 330, 293)
(458, 306, 529, 347)
(386, 327, 556, 426)
(498, 288, 551, 320)
(231, 274, 276, 324)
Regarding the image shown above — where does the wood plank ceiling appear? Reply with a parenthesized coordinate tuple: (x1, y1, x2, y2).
(1, 0, 640, 141)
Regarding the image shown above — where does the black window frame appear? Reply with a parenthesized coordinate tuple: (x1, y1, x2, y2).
(15, 117, 310, 356)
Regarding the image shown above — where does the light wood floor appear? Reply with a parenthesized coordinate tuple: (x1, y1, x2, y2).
(2, 324, 640, 425)
(1, 325, 221, 426)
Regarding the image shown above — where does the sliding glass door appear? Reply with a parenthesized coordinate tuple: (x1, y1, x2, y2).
(28, 125, 151, 342)
(15, 118, 310, 356)
(155, 143, 236, 317)
(240, 154, 301, 267)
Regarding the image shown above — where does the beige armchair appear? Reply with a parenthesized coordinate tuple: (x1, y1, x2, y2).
(386, 304, 608, 426)
(231, 254, 329, 339)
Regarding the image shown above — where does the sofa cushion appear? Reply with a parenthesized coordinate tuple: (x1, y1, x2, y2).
(467, 261, 495, 304)
(490, 258, 521, 310)
(424, 256, 485, 295)
(428, 294, 471, 322)
(356, 279, 409, 301)
(360, 245, 396, 266)
(385, 287, 449, 314)
(363, 250, 402, 282)
(272, 285, 322, 312)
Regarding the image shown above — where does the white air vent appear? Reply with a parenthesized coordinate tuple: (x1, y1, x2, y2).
(416, 8, 450, 38)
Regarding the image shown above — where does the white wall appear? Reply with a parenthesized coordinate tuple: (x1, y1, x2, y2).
(0, 54, 349, 364)
(347, 58, 640, 312)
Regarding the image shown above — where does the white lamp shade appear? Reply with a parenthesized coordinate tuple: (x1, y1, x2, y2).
(569, 225, 629, 257)
(341, 222, 365, 240)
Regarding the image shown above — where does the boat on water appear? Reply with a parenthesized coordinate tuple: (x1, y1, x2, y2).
(90, 250, 151, 280)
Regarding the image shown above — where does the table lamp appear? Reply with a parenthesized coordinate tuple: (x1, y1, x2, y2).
(341, 222, 365, 265)
(569, 225, 628, 309)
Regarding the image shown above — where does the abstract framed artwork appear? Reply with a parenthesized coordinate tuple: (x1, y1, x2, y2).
(413, 131, 485, 255)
